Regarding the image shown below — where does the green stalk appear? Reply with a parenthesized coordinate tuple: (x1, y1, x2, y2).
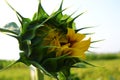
(30, 66, 44, 80)
(36, 68, 44, 80)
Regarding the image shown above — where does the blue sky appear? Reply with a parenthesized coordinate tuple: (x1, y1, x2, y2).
(0, 0, 120, 60)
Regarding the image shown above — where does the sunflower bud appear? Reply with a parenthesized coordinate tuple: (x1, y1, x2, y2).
(0, 0, 91, 79)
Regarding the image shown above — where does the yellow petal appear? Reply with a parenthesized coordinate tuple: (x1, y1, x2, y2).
(56, 48, 62, 57)
(52, 38, 61, 47)
(67, 28, 85, 42)
(71, 38, 91, 51)
(75, 33, 85, 42)
(67, 28, 76, 41)
(56, 43, 70, 56)
(63, 48, 86, 59)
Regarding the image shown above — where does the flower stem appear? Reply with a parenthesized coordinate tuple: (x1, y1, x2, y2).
(36, 68, 44, 80)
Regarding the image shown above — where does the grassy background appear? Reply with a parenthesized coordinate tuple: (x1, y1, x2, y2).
(72, 59, 120, 80)
(0, 53, 120, 80)
(0, 62, 31, 80)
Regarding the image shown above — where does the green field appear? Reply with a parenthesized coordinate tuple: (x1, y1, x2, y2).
(0, 63, 31, 80)
(0, 54, 120, 80)
(73, 59, 120, 80)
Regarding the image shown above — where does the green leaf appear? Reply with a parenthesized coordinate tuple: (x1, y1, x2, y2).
(5, 0, 33, 36)
(6, 34, 18, 39)
(41, 55, 68, 72)
(83, 32, 95, 35)
(61, 12, 76, 21)
(20, 18, 31, 32)
(3, 22, 20, 34)
(29, 60, 53, 77)
(80, 59, 96, 67)
(30, 45, 52, 63)
(72, 63, 87, 68)
(0, 28, 18, 35)
(41, 57, 58, 72)
(49, 8, 67, 21)
(32, 0, 49, 21)
(18, 52, 31, 66)
(18, 40, 31, 57)
(61, 68, 71, 80)
(67, 12, 85, 28)
(57, 56, 80, 69)
(20, 23, 43, 40)
(5, 0, 28, 26)
(91, 39, 104, 43)
(54, 0, 64, 20)
(75, 26, 93, 32)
